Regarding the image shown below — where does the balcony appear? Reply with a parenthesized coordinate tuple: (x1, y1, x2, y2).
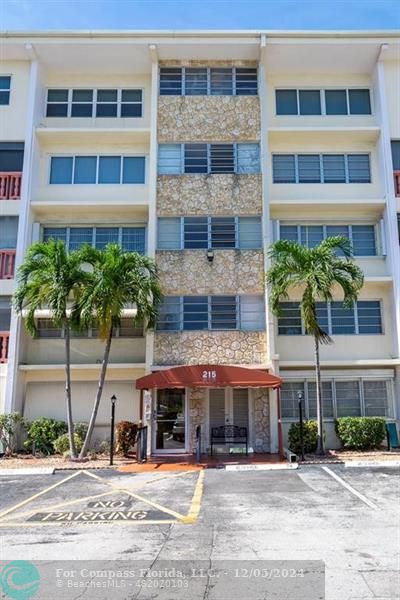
(0, 332, 9, 363)
(0, 250, 16, 280)
(0, 173, 22, 200)
(394, 171, 400, 197)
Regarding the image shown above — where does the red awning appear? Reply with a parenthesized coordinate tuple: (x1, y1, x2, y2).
(136, 364, 282, 390)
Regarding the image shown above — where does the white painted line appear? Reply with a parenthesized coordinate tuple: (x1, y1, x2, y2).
(0, 468, 55, 476)
(345, 460, 400, 468)
(321, 466, 378, 510)
(224, 463, 298, 472)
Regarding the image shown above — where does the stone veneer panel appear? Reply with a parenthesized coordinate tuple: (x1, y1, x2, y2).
(154, 331, 267, 366)
(157, 174, 262, 216)
(157, 250, 264, 295)
(253, 389, 270, 452)
(158, 96, 260, 142)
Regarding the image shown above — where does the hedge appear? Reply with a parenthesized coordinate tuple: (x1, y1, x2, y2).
(335, 417, 386, 450)
(288, 420, 318, 455)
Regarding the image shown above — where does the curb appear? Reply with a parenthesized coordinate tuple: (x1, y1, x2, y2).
(224, 463, 298, 472)
(344, 460, 400, 468)
(0, 467, 55, 476)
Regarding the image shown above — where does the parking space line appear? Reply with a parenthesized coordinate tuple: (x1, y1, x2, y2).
(322, 466, 379, 510)
(181, 470, 205, 524)
(0, 470, 84, 520)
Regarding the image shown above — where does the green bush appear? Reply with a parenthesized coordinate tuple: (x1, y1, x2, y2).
(24, 418, 67, 455)
(288, 420, 318, 455)
(53, 433, 83, 455)
(335, 417, 386, 450)
(0, 412, 26, 455)
(74, 422, 88, 442)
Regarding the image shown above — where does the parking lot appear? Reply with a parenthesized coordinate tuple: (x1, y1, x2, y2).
(0, 465, 399, 599)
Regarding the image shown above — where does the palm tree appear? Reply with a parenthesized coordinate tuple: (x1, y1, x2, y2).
(266, 236, 364, 455)
(74, 244, 161, 459)
(13, 240, 90, 459)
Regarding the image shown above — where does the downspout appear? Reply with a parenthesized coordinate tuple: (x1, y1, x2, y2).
(277, 386, 284, 459)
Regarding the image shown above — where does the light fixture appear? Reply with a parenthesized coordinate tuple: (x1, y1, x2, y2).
(206, 249, 214, 263)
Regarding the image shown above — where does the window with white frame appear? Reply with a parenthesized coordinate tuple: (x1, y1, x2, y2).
(43, 226, 146, 254)
(46, 88, 143, 118)
(158, 143, 260, 175)
(275, 88, 371, 116)
(159, 67, 258, 96)
(278, 301, 382, 335)
(49, 155, 145, 184)
(0, 76, 11, 105)
(36, 318, 143, 339)
(157, 216, 262, 250)
(280, 378, 392, 419)
(279, 223, 377, 256)
(272, 153, 371, 184)
(157, 295, 265, 332)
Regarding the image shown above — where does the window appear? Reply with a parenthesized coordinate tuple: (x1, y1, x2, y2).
(391, 140, 400, 170)
(46, 88, 143, 118)
(272, 154, 370, 184)
(159, 67, 257, 96)
(278, 301, 382, 335)
(158, 143, 260, 175)
(363, 380, 389, 417)
(46, 89, 68, 117)
(0, 142, 24, 171)
(281, 379, 392, 420)
(50, 156, 145, 184)
(0, 76, 11, 105)
(278, 302, 302, 335)
(43, 226, 146, 254)
(0, 217, 18, 249)
(157, 216, 262, 250)
(280, 223, 376, 256)
(36, 318, 142, 338)
(0, 298, 11, 331)
(336, 381, 361, 417)
(275, 88, 371, 116)
(299, 90, 321, 115)
(157, 295, 265, 331)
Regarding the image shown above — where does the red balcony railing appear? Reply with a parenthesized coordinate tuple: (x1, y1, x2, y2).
(0, 332, 9, 363)
(394, 171, 400, 198)
(0, 250, 16, 279)
(0, 172, 22, 200)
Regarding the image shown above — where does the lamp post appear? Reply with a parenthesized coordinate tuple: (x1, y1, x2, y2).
(110, 394, 117, 466)
(297, 390, 305, 461)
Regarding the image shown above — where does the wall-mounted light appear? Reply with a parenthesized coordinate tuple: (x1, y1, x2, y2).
(206, 249, 214, 263)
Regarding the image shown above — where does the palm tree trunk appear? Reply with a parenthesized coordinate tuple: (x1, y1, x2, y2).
(64, 317, 77, 459)
(314, 334, 325, 455)
(79, 326, 113, 459)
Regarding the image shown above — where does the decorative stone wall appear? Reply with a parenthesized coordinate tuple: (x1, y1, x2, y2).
(154, 331, 267, 366)
(253, 389, 270, 452)
(189, 387, 207, 453)
(158, 96, 260, 143)
(157, 250, 264, 295)
(157, 174, 262, 216)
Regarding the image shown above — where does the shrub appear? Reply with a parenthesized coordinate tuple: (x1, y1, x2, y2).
(0, 412, 27, 455)
(116, 421, 138, 456)
(74, 422, 88, 442)
(288, 420, 318, 455)
(97, 440, 111, 455)
(53, 433, 83, 455)
(335, 417, 386, 450)
(24, 418, 67, 455)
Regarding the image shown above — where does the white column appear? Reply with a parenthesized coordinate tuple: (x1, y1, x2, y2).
(5, 59, 42, 413)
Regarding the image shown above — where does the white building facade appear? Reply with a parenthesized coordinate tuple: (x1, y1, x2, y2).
(0, 31, 399, 454)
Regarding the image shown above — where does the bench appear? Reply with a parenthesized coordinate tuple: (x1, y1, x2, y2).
(210, 425, 248, 456)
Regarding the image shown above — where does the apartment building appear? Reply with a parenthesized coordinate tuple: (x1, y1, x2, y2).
(0, 31, 399, 454)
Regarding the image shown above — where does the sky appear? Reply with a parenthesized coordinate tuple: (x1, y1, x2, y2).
(1, 0, 399, 31)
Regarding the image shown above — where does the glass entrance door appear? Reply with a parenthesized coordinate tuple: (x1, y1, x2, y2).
(154, 389, 186, 452)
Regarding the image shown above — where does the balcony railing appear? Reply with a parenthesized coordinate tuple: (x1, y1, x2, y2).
(0, 172, 22, 200)
(0, 332, 9, 363)
(394, 171, 400, 198)
(0, 250, 16, 279)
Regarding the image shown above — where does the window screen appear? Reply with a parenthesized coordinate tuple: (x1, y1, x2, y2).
(159, 68, 182, 95)
(331, 302, 355, 334)
(184, 217, 208, 249)
(322, 155, 346, 183)
(240, 295, 265, 331)
(157, 297, 181, 331)
(73, 156, 97, 184)
(278, 302, 302, 335)
(308, 381, 334, 419)
(325, 90, 347, 115)
(183, 296, 208, 330)
(276, 90, 297, 115)
(211, 217, 236, 248)
(272, 155, 296, 183)
(357, 301, 382, 334)
(363, 380, 389, 416)
(210, 144, 235, 173)
(299, 90, 321, 115)
(348, 89, 371, 115)
(281, 382, 304, 419)
(336, 381, 361, 417)
(352, 225, 376, 256)
(185, 68, 207, 95)
(347, 155, 371, 183)
(0, 217, 18, 249)
(95, 227, 119, 250)
(184, 144, 208, 174)
(157, 218, 181, 250)
(210, 68, 233, 95)
(98, 156, 121, 183)
(69, 227, 93, 250)
(211, 296, 237, 329)
(238, 217, 262, 249)
(237, 144, 260, 174)
(235, 69, 258, 95)
(123, 157, 145, 183)
(158, 144, 181, 175)
(297, 155, 321, 183)
(50, 157, 73, 184)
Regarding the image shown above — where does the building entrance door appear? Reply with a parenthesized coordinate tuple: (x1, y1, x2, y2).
(153, 389, 187, 453)
(208, 388, 249, 448)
